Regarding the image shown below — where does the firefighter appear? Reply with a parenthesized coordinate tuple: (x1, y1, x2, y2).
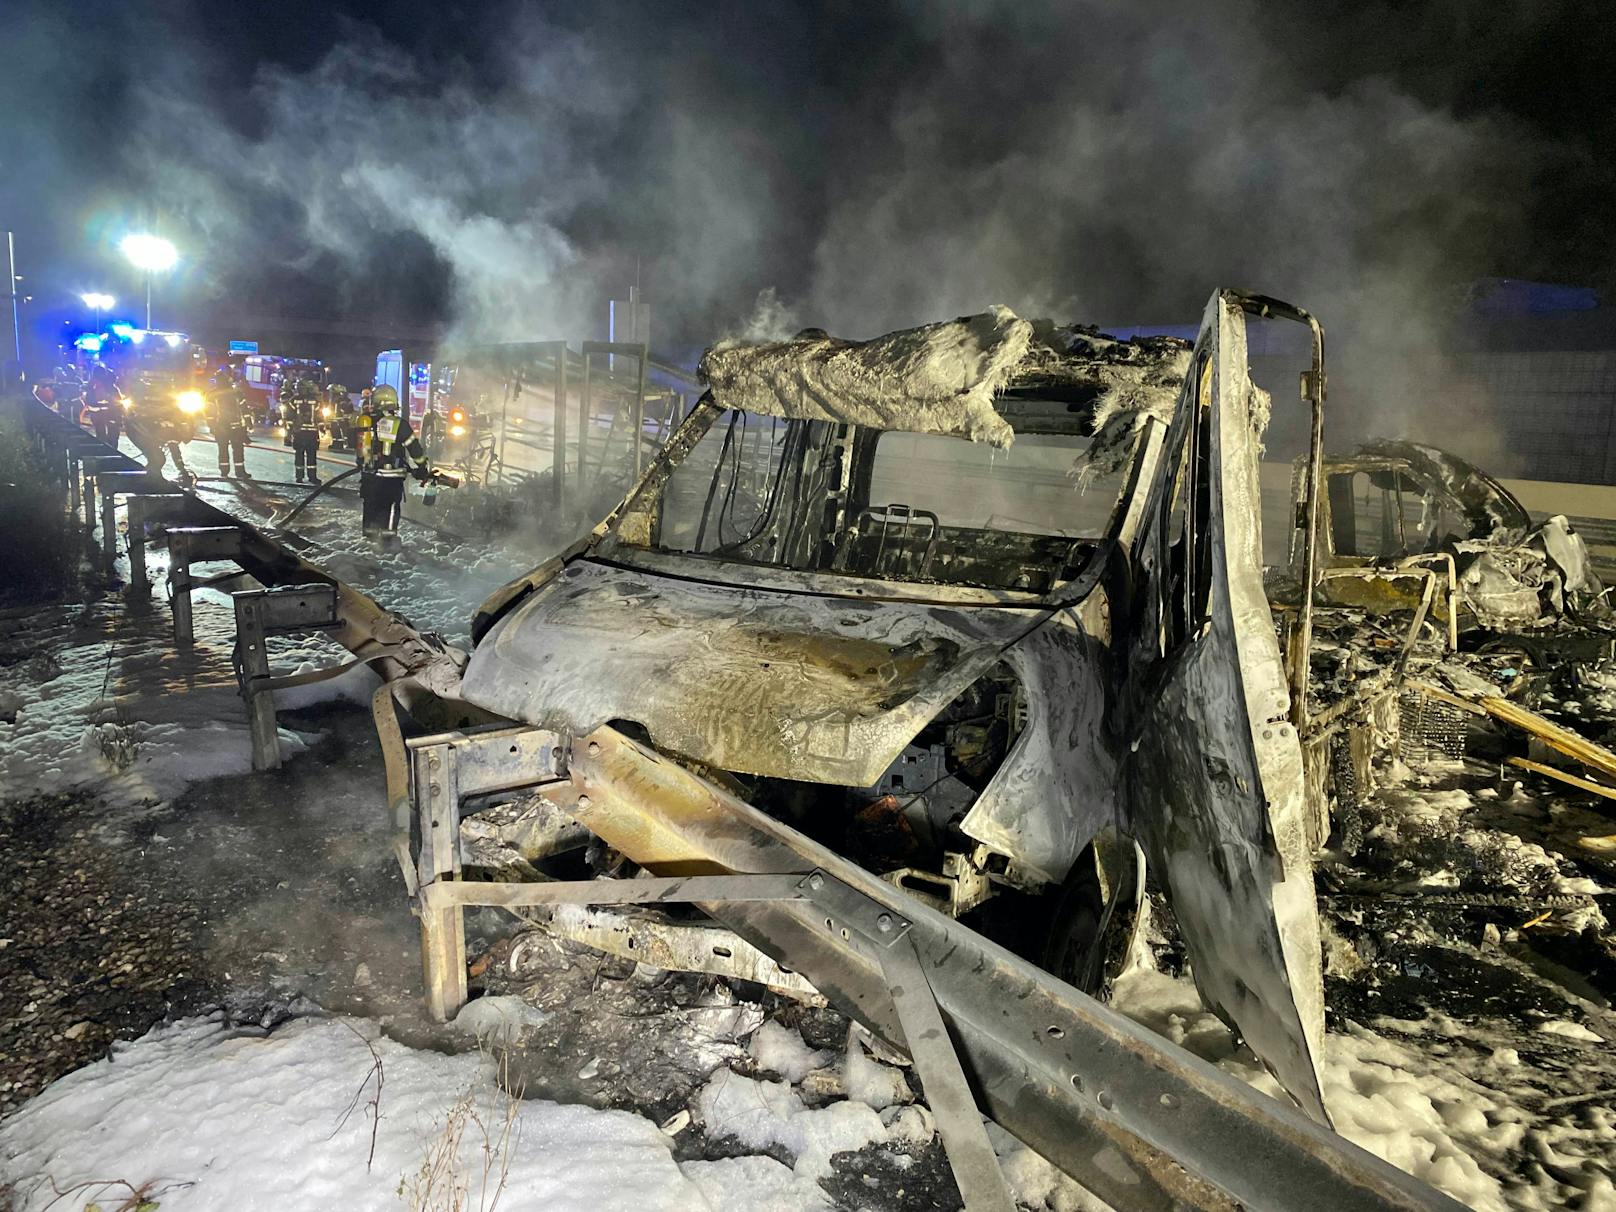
(125, 377, 200, 486)
(418, 404, 444, 458)
(324, 382, 354, 451)
(286, 377, 323, 484)
(357, 384, 432, 538)
(207, 369, 253, 478)
(83, 362, 126, 444)
(45, 364, 85, 415)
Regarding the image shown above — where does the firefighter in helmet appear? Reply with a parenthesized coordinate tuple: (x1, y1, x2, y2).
(125, 376, 202, 486)
(206, 368, 253, 478)
(286, 377, 323, 484)
(323, 382, 355, 451)
(357, 383, 432, 537)
(83, 362, 126, 444)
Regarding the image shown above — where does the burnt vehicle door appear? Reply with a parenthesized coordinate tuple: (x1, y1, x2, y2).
(1125, 290, 1330, 1120)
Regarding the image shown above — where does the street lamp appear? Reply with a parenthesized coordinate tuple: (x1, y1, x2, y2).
(80, 292, 115, 335)
(119, 234, 177, 329)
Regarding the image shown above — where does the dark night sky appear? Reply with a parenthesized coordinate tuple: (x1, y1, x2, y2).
(3, 0, 1615, 366)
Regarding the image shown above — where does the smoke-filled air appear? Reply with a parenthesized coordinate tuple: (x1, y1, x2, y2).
(8, 1, 1606, 360)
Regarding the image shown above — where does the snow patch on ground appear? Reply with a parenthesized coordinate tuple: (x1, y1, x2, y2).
(840, 1029, 913, 1110)
(678, 1154, 833, 1211)
(0, 595, 339, 810)
(451, 994, 552, 1045)
(0, 1014, 817, 1211)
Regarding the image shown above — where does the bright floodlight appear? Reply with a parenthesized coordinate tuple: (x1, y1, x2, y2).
(120, 233, 178, 273)
(81, 292, 115, 311)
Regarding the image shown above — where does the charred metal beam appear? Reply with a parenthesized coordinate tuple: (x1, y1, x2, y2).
(1225, 292, 1326, 731)
(565, 724, 1463, 1212)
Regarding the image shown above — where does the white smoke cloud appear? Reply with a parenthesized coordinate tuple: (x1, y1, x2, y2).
(55, 0, 1551, 406)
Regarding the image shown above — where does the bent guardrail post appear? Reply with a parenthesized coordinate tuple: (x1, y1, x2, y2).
(167, 526, 246, 645)
(232, 584, 339, 770)
(80, 454, 123, 533)
(123, 493, 187, 598)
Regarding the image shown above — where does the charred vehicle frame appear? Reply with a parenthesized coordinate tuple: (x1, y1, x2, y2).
(399, 290, 1449, 1208)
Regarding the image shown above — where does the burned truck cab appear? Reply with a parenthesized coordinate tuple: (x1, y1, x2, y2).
(467, 310, 1172, 893)
(462, 289, 1336, 1119)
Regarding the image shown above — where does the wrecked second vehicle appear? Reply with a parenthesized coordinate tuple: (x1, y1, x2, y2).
(461, 290, 1335, 1118)
(1302, 439, 1606, 630)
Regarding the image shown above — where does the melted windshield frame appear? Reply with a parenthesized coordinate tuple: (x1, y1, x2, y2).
(594, 392, 1154, 602)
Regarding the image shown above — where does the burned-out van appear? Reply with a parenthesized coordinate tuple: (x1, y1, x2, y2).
(461, 289, 1335, 1117)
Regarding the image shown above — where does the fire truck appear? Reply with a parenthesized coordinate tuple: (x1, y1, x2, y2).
(241, 354, 326, 425)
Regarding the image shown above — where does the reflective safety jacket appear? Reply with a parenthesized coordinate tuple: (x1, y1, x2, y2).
(286, 394, 322, 433)
(360, 411, 427, 477)
(84, 367, 122, 412)
(208, 386, 253, 431)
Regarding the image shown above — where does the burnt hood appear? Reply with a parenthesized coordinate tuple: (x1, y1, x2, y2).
(460, 557, 1122, 883)
(465, 558, 1027, 787)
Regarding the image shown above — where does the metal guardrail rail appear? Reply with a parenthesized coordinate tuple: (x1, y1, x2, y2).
(17, 396, 459, 693)
(400, 719, 1468, 1212)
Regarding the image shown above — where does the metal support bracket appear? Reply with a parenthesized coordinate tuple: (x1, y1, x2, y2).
(524, 902, 825, 1001)
(94, 470, 168, 581)
(405, 725, 568, 1021)
(401, 718, 1020, 1212)
(167, 526, 247, 645)
(123, 493, 188, 598)
(880, 931, 1015, 1212)
(232, 584, 338, 771)
(79, 455, 124, 533)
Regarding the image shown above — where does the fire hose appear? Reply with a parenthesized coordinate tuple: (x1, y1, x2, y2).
(270, 465, 362, 528)
(271, 466, 461, 531)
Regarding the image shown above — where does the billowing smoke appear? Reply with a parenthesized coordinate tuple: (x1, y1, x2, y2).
(4, 0, 1604, 431)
